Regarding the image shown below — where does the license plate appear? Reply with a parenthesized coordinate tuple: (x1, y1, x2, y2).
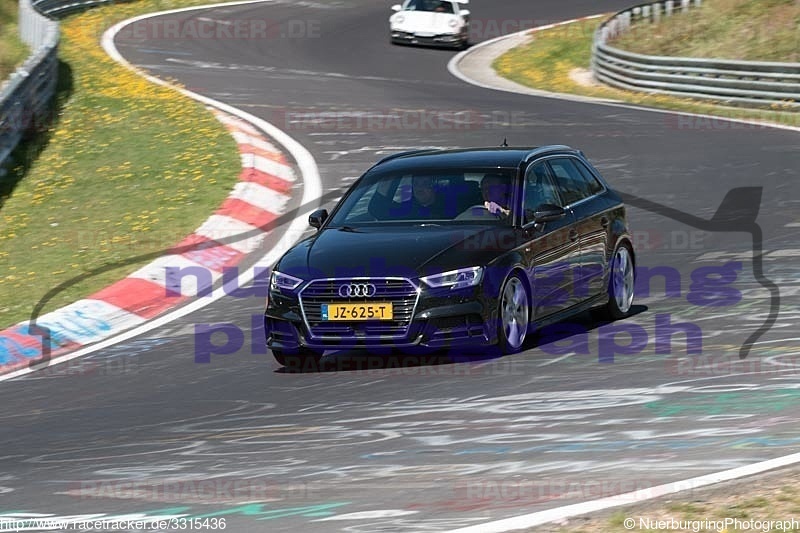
(321, 303, 393, 321)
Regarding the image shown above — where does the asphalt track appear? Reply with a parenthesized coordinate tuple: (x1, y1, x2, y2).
(2, 1, 800, 531)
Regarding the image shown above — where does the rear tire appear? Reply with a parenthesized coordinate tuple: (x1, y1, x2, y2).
(604, 242, 635, 320)
(272, 348, 323, 370)
(497, 272, 530, 354)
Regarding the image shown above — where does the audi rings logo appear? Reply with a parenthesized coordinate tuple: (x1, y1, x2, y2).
(338, 283, 377, 298)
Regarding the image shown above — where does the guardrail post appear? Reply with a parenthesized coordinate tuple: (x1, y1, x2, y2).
(653, 3, 661, 22)
(642, 5, 651, 20)
(681, 0, 690, 12)
(665, 0, 673, 16)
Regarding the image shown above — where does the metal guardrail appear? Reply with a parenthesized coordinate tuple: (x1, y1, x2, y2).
(1, 0, 116, 174)
(33, 0, 124, 18)
(0, 0, 59, 173)
(592, 0, 800, 108)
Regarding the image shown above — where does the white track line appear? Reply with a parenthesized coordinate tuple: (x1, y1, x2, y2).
(0, 0, 320, 382)
(449, 452, 800, 532)
(447, 16, 800, 133)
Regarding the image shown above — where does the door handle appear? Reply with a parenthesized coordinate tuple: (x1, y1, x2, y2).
(600, 216, 609, 228)
(569, 229, 579, 242)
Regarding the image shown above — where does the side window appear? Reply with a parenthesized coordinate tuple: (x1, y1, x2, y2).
(392, 175, 413, 203)
(548, 157, 593, 205)
(574, 159, 605, 195)
(523, 162, 562, 225)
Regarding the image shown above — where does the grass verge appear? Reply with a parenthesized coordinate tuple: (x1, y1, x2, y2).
(530, 466, 800, 532)
(492, 17, 800, 128)
(0, 0, 29, 79)
(612, 0, 800, 63)
(0, 0, 245, 329)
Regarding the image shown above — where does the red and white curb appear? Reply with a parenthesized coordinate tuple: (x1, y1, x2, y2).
(0, 0, 321, 379)
(0, 110, 296, 375)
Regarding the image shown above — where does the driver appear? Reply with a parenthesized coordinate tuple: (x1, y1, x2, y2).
(481, 173, 512, 217)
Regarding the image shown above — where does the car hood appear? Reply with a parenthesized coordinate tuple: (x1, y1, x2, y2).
(391, 11, 463, 34)
(276, 225, 518, 280)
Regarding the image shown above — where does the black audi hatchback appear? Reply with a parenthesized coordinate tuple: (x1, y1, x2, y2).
(265, 145, 635, 367)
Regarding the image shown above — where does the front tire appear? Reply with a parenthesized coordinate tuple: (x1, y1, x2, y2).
(273, 348, 323, 370)
(605, 243, 635, 320)
(497, 272, 530, 354)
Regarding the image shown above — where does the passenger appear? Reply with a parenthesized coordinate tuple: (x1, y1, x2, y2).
(370, 175, 447, 220)
(411, 175, 439, 213)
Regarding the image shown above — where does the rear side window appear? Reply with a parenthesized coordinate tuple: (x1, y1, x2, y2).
(574, 159, 605, 196)
(548, 157, 599, 205)
(523, 162, 562, 225)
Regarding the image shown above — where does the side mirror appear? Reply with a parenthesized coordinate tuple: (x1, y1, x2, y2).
(459, 9, 470, 17)
(309, 209, 328, 229)
(391, 4, 402, 11)
(533, 203, 565, 223)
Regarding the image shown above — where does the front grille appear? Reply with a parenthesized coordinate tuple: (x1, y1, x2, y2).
(299, 278, 418, 340)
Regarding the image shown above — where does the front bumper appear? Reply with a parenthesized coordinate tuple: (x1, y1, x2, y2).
(390, 29, 466, 47)
(265, 287, 496, 351)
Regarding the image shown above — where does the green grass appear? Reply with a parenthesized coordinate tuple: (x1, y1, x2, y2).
(665, 501, 706, 517)
(612, 0, 800, 62)
(0, 0, 244, 328)
(493, 17, 800, 127)
(0, 0, 29, 79)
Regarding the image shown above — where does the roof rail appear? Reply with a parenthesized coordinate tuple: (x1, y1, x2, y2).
(523, 144, 575, 163)
(373, 149, 439, 167)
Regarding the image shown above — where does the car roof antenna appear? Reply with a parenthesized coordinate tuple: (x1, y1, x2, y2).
(501, 137, 508, 147)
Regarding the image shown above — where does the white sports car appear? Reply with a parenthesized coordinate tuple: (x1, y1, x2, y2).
(390, 0, 470, 49)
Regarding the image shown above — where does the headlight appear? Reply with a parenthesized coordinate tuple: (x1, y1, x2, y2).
(270, 270, 303, 292)
(394, 14, 404, 23)
(448, 19, 458, 28)
(421, 267, 483, 290)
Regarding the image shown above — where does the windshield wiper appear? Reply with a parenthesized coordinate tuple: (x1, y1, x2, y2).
(338, 225, 360, 232)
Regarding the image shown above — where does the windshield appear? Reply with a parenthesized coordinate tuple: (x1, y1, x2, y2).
(403, 0, 455, 13)
(328, 167, 516, 227)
